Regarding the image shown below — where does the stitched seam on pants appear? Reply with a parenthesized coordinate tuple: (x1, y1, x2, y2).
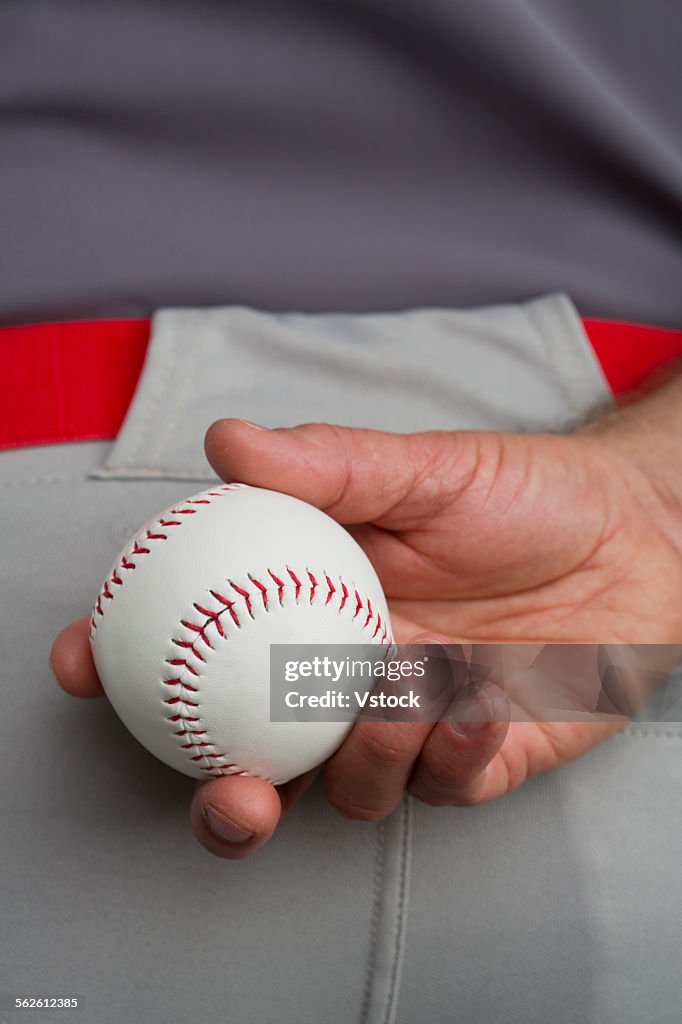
(120, 314, 178, 469)
(382, 799, 411, 1024)
(0, 475, 84, 489)
(359, 821, 386, 1024)
(93, 467, 218, 479)
(148, 313, 198, 468)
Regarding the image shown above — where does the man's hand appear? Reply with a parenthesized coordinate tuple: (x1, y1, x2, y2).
(50, 372, 682, 858)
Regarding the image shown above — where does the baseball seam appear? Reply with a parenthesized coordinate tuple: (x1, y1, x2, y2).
(89, 483, 243, 637)
(165, 568, 392, 781)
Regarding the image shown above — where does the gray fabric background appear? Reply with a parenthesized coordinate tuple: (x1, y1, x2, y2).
(1, 0, 680, 328)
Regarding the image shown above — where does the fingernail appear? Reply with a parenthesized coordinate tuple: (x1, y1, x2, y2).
(238, 419, 269, 431)
(449, 695, 492, 738)
(204, 806, 254, 844)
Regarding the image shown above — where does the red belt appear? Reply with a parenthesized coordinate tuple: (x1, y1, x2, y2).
(1, 315, 681, 451)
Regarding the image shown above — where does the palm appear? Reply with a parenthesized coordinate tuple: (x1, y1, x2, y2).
(350, 431, 682, 797)
(352, 432, 681, 645)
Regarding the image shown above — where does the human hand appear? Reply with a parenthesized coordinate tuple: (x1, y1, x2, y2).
(51, 373, 682, 858)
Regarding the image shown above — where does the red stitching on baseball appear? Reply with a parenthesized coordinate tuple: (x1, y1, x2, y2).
(288, 567, 302, 601)
(194, 605, 224, 639)
(268, 570, 285, 606)
(181, 619, 206, 634)
(163, 677, 197, 693)
(90, 485, 241, 635)
(173, 638, 207, 659)
(249, 575, 268, 610)
(167, 658, 199, 677)
(353, 590, 362, 620)
(229, 581, 252, 618)
(210, 591, 241, 628)
(364, 598, 373, 630)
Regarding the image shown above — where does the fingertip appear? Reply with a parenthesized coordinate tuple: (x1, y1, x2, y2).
(50, 617, 104, 698)
(191, 775, 282, 860)
(203, 418, 233, 474)
(204, 417, 276, 485)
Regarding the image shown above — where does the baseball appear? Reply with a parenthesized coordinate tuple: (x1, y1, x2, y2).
(89, 484, 393, 785)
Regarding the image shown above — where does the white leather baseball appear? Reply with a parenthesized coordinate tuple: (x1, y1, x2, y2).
(90, 484, 393, 784)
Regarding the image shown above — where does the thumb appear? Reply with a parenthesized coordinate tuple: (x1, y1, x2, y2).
(204, 420, 610, 599)
(204, 419, 479, 529)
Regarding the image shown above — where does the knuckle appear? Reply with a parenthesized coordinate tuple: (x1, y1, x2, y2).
(324, 779, 391, 823)
(409, 746, 488, 808)
(409, 776, 485, 809)
(357, 724, 417, 767)
(419, 754, 461, 790)
(407, 783, 452, 808)
(327, 794, 387, 822)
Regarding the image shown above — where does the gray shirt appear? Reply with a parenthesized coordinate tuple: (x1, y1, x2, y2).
(1, 0, 680, 326)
